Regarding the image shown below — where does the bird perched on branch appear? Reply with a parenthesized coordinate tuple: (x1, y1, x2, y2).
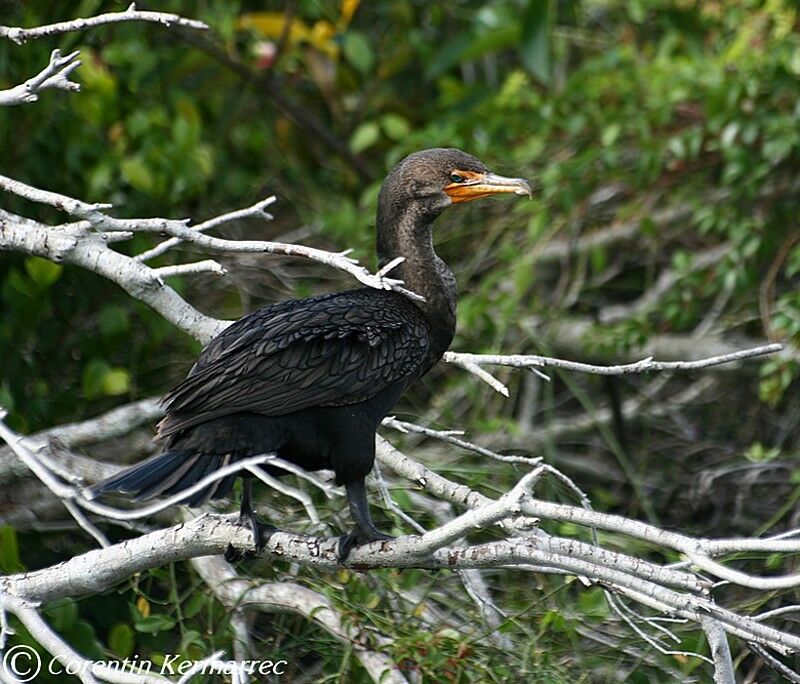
(88, 148, 531, 560)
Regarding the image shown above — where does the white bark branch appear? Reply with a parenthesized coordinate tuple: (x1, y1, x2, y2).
(0, 595, 170, 684)
(3, 516, 799, 657)
(747, 641, 800, 683)
(0, 397, 162, 481)
(190, 555, 407, 684)
(135, 197, 276, 262)
(443, 343, 783, 394)
(0, 3, 208, 44)
(0, 218, 223, 342)
(0, 176, 423, 344)
(151, 260, 227, 279)
(701, 617, 735, 684)
(0, 49, 80, 106)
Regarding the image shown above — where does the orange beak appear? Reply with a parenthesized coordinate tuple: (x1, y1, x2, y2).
(444, 172, 533, 204)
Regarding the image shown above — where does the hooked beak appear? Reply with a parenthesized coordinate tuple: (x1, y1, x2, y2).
(444, 172, 533, 204)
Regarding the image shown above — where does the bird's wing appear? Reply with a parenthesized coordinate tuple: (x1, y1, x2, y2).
(157, 290, 431, 438)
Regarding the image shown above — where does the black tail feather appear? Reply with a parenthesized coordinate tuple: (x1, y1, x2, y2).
(164, 454, 224, 506)
(87, 450, 228, 507)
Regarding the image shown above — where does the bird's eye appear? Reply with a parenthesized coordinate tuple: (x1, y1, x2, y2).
(449, 173, 465, 183)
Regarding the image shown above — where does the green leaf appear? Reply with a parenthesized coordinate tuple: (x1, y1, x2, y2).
(183, 592, 205, 619)
(133, 614, 176, 634)
(121, 155, 155, 193)
(350, 121, 380, 153)
(601, 123, 621, 147)
(520, 0, 553, 85)
(24, 257, 63, 288)
(381, 113, 411, 141)
(101, 368, 131, 396)
(82, 359, 108, 400)
(83, 361, 130, 398)
(425, 32, 474, 80)
(0, 385, 14, 414)
(589, 246, 607, 273)
(65, 620, 106, 660)
(342, 31, 374, 74)
(45, 598, 79, 632)
(7, 269, 37, 298)
(744, 442, 781, 463)
(180, 629, 205, 652)
(98, 306, 131, 337)
(426, 26, 521, 80)
(109, 623, 135, 658)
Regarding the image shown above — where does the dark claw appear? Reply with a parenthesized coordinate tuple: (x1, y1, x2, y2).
(224, 543, 243, 563)
(224, 479, 277, 562)
(338, 527, 394, 563)
(225, 516, 278, 562)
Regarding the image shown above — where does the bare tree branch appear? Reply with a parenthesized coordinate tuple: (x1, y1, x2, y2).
(0, 3, 208, 44)
(444, 343, 782, 394)
(701, 618, 735, 684)
(0, 397, 162, 481)
(747, 641, 800, 683)
(135, 197, 276, 262)
(3, 514, 800, 657)
(190, 555, 407, 684)
(0, 595, 170, 684)
(0, 49, 80, 106)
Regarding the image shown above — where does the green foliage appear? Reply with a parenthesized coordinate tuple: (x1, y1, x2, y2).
(0, 525, 25, 573)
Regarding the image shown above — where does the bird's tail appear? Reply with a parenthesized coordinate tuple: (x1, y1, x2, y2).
(85, 450, 237, 507)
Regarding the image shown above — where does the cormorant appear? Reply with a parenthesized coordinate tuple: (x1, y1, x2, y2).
(88, 148, 531, 559)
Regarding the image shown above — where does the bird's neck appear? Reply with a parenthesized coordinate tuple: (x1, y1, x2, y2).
(376, 201, 457, 351)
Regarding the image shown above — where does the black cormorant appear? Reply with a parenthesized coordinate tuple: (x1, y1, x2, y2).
(88, 148, 531, 559)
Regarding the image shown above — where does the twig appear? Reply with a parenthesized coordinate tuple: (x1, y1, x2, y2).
(382, 416, 542, 465)
(0, 397, 162, 482)
(135, 196, 276, 262)
(0, 417, 298, 526)
(444, 357, 511, 396)
(0, 3, 208, 44)
(747, 642, 800, 684)
(61, 499, 110, 548)
(372, 460, 425, 533)
(0, 49, 80, 106)
(174, 650, 227, 684)
(605, 594, 712, 665)
(0, 178, 423, 324)
(754, 605, 800, 622)
(152, 260, 227, 279)
(243, 465, 320, 525)
(443, 343, 782, 395)
(406, 468, 544, 557)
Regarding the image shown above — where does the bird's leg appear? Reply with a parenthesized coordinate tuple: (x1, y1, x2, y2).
(338, 478, 394, 562)
(224, 478, 276, 562)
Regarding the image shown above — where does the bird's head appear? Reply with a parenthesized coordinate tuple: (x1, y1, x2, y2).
(379, 148, 532, 220)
